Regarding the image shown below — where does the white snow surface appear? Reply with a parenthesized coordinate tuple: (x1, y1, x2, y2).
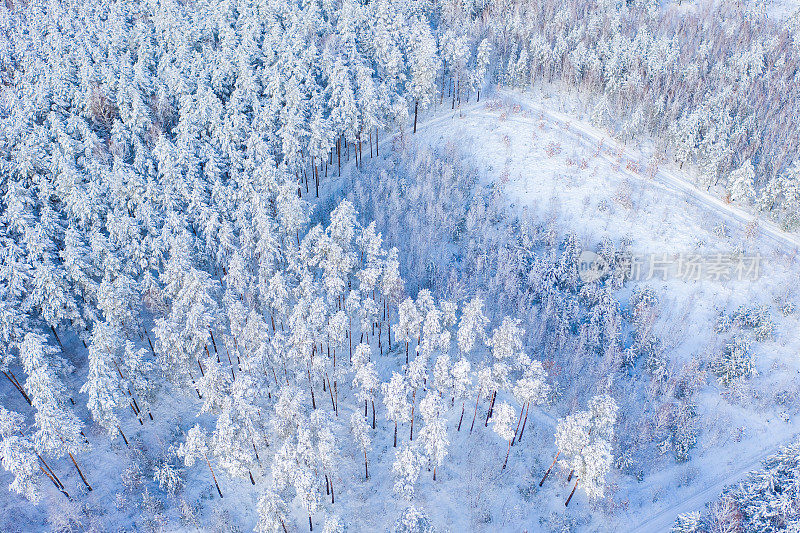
(381, 89, 800, 530)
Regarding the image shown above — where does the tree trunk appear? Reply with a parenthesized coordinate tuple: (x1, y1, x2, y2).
(565, 479, 578, 507)
(511, 402, 525, 445)
(39, 465, 70, 499)
(249, 470, 255, 485)
(413, 101, 418, 133)
(209, 329, 218, 356)
(363, 449, 369, 480)
(3, 371, 31, 405)
(539, 450, 560, 486)
(470, 389, 481, 433)
(68, 452, 92, 491)
(205, 454, 223, 498)
(393, 421, 398, 447)
(484, 390, 496, 426)
(457, 402, 465, 431)
(371, 400, 376, 429)
(50, 325, 64, 352)
(37, 454, 64, 490)
(327, 374, 337, 414)
(567, 469, 574, 482)
(517, 403, 530, 443)
(308, 364, 316, 409)
(410, 389, 416, 440)
(118, 427, 129, 447)
(309, 515, 313, 532)
(502, 439, 511, 470)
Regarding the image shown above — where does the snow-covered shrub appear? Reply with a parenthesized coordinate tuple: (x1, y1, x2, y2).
(671, 511, 704, 532)
(153, 458, 183, 497)
(709, 337, 755, 387)
(670, 403, 698, 464)
(707, 440, 800, 531)
(393, 506, 434, 533)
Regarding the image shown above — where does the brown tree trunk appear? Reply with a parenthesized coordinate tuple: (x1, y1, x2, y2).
(457, 402, 465, 431)
(484, 390, 496, 426)
(50, 325, 64, 352)
(68, 452, 92, 491)
(118, 427, 129, 447)
(540, 451, 560, 486)
(3, 371, 31, 405)
(205, 454, 223, 498)
(565, 479, 578, 507)
(470, 389, 481, 433)
(410, 389, 416, 440)
(517, 403, 530, 443)
(511, 402, 526, 445)
(39, 465, 70, 499)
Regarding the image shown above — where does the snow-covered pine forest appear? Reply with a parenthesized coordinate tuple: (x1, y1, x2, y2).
(1, 0, 800, 530)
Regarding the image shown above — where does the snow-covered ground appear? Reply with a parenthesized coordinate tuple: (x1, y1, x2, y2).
(365, 89, 800, 529)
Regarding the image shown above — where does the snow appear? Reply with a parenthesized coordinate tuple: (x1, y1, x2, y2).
(389, 88, 800, 529)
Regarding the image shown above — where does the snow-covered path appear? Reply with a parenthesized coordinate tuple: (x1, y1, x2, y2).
(626, 431, 800, 532)
(498, 93, 800, 255)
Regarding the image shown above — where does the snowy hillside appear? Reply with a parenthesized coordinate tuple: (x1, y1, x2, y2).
(363, 89, 800, 529)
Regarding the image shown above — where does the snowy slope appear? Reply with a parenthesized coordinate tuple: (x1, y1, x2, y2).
(386, 90, 800, 530)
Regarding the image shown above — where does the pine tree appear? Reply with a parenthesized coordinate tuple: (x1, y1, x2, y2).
(417, 392, 449, 481)
(81, 321, 127, 441)
(728, 159, 756, 203)
(350, 412, 372, 481)
(392, 444, 421, 500)
(397, 298, 422, 363)
(178, 424, 223, 498)
(0, 406, 42, 503)
(457, 297, 488, 356)
(492, 401, 516, 470)
(256, 488, 290, 533)
(20, 332, 92, 491)
(382, 371, 411, 447)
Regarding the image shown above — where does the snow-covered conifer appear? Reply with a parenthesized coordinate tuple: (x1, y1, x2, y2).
(492, 401, 516, 469)
(178, 424, 223, 498)
(417, 392, 449, 480)
(350, 412, 372, 480)
(392, 445, 421, 500)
